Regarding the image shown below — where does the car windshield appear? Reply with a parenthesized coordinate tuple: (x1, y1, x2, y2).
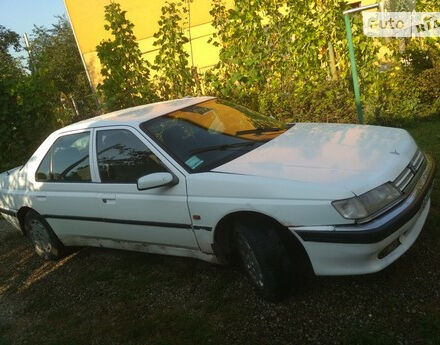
(140, 99, 287, 172)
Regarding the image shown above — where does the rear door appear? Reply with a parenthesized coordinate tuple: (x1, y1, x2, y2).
(31, 130, 103, 242)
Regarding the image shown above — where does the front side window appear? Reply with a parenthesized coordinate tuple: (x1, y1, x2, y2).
(140, 99, 287, 172)
(36, 132, 91, 182)
(96, 129, 167, 183)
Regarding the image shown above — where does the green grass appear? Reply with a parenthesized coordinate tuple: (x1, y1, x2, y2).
(407, 118, 440, 186)
(418, 314, 440, 345)
(407, 118, 440, 241)
(0, 321, 11, 345)
(343, 329, 397, 345)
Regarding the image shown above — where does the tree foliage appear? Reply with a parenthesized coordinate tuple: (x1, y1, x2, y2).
(93, 0, 440, 125)
(0, 26, 58, 170)
(30, 16, 99, 123)
(97, 2, 156, 111)
(0, 18, 101, 171)
(152, 1, 196, 99)
(0, 25, 21, 54)
(0, 25, 23, 83)
(204, 0, 380, 122)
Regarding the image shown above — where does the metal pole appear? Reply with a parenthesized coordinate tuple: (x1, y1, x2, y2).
(23, 33, 34, 73)
(23, 33, 31, 51)
(187, 0, 195, 68)
(344, 14, 363, 124)
(342, 3, 379, 125)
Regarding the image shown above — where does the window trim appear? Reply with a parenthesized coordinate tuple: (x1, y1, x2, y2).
(90, 128, 101, 183)
(35, 130, 93, 184)
(94, 126, 171, 185)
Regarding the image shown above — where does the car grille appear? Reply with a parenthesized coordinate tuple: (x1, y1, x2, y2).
(394, 149, 425, 193)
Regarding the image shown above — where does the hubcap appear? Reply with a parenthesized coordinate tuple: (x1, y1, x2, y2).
(27, 219, 53, 255)
(237, 233, 264, 287)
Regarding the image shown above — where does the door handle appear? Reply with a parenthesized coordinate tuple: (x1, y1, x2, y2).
(100, 193, 116, 204)
(36, 195, 47, 201)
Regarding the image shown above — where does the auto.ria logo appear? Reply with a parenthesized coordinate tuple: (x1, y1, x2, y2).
(363, 12, 440, 37)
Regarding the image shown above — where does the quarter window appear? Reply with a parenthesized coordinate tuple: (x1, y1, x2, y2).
(36, 151, 51, 181)
(36, 132, 91, 182)
(96, 129, 167, 183)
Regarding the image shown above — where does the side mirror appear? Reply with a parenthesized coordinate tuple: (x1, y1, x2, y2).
(137, 172, 178, 191)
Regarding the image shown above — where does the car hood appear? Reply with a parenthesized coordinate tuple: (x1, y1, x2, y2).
(213, 123, 417, 196)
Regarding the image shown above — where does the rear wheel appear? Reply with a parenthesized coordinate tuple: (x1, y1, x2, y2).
(24, 210, 65, 260)
(234, 221, 293, 301)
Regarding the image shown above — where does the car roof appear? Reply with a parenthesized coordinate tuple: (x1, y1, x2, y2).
(56, 96, 216, 134)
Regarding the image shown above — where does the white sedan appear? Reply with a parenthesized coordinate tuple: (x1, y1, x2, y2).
(0, 97, 435, 301)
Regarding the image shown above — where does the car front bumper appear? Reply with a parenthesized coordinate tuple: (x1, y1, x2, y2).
(290, 154, 436, 276)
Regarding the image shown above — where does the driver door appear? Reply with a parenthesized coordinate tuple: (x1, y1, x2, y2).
(89, 126, 198, 249)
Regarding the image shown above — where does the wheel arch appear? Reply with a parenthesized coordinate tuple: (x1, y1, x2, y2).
(16, 206, 33, 235)
(212, 211, 312, 271)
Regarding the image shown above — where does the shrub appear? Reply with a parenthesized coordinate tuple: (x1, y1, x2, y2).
(204, 0, 379, 123)
(152, 1, 198, 99)
(365, 42, 440, 126)
(96, 3, 156, 111)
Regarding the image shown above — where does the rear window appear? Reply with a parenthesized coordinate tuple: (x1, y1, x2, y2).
(35, 132, 91, 182)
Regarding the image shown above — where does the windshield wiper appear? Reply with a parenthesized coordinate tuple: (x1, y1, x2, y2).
(235, 127, 283, 135)
(189, 141, 257, 155)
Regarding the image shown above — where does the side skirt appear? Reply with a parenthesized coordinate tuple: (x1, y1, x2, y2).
(62, 235, 221, 264)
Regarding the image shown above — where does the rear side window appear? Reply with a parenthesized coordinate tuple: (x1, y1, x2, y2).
(35, 132, 91, 182)
(96, 129, 166, 183)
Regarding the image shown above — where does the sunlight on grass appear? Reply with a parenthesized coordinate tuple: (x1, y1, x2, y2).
(18, 252, 79, 293)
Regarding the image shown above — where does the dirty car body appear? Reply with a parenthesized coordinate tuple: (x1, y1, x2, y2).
(0, 97, 435, 298)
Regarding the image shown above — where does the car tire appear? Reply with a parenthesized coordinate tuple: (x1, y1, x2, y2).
(234, 220, 293, 302)
(24, 210, 65, 260)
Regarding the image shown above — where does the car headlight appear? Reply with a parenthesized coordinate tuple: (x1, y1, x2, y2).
(332, 183, 402, 221)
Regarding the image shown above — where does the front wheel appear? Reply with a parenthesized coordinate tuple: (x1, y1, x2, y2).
(234, 221, 293, 301)
(24, 210, 65, 260)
